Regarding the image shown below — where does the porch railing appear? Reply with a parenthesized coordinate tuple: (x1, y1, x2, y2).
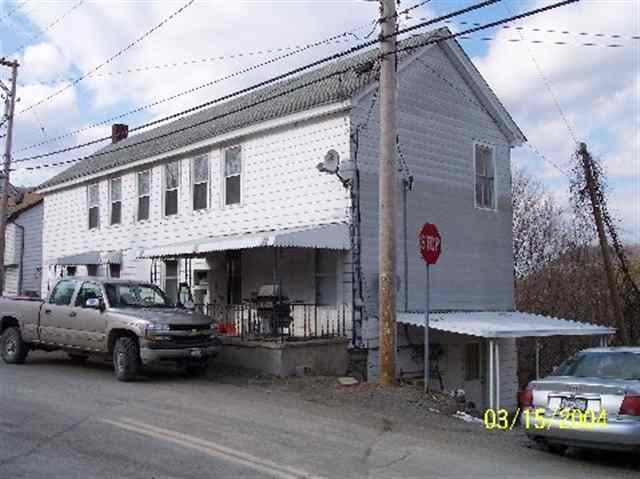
(195, 302, 351, 340)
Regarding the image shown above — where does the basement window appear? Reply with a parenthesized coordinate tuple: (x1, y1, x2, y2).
(224, 146, 241, 206)
(87, 183, 100, 230)
(110, 177, 122, 225)
(164, 162, 180, 216)
(192, 155, 209, 211)
(474, 143, 495, 210)
(137, 170, 151, 221)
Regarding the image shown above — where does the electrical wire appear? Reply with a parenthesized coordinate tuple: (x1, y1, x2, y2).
(18, 0, 196, 115)
(9, 0, 85, 57)
(15, 0, 575, 173)
(16, 0, 506, 161)
(0, 0, 30, 24)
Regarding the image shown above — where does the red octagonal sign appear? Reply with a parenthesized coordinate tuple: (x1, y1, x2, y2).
(419, 223, 441, 265)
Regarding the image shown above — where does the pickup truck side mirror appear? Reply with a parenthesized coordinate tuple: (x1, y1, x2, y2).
(85, 298, 105, 311)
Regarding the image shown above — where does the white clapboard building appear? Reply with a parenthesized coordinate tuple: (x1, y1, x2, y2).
(37, 28, 613, 409)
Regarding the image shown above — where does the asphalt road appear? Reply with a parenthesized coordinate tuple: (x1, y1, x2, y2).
(1, 352, 639, 479)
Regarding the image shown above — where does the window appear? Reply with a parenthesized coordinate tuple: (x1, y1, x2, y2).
(315, 250, 337, 306)
(137, 170, 151, 221)
(87, 265, 99, 277)
(192, 155, 209, 211)
(49, 280, 76, 306)
(75, 282, 103, 307)
(88, 183, 100, 229)
(226, 251, 241, 304)
(164, 260, 179, 305)
(224, 146, 241, 205)
(66, 266, 76, 277)
(475, 143, 495, 209)
(110, 178, 122, 225)
(164, 162, 180, 216)
(464, 343, 481, 381)
(109, 264, 121, 278)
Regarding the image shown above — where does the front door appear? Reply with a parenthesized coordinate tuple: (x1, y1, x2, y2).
(40, 279, 79, 346)
(463, 341, 486, 409)
(72, 281, 108, 352)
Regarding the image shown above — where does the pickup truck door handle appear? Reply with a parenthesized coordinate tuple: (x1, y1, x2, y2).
(44, 309, 52, 314)
(69, 311, 77, 317)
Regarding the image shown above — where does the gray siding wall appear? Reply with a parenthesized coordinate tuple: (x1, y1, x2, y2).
(5, 203, 44, 296)
(351, 44, 515, 316)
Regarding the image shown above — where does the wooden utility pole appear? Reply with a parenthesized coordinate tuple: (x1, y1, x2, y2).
(0, 58, 18, 297)
(378, 0, 397, 385)
(579, 142, 629, 344)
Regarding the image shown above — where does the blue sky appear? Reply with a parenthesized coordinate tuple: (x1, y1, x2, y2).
(0, 0, 638, 242)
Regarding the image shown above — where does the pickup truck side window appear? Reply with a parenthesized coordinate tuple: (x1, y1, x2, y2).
(75, 282, 104, 307)
(49, 280, 77, 306)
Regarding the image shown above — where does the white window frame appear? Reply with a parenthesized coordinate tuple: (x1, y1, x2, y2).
(109, 177, 122, 226)
(191, 154, 210, 212)
(163, 161, 181, 217)
(222, 145, 242, 207)
(136, 169, 152, 222)
(473, 141, 497, 211)
(87, 183, 100, 230)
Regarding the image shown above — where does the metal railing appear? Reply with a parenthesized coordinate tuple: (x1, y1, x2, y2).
(196, 302, 351, 341)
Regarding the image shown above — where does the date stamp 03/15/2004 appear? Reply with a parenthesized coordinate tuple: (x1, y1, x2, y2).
(483, 408, 609, 431)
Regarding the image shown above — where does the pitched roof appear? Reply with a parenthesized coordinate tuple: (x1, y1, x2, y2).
(7, 192, 43, 221)
(39, 28, 522, 190)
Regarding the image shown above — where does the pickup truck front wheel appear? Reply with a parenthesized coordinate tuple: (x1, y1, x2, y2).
(113, 337, 140, 382)
(1, 326, 29, 364)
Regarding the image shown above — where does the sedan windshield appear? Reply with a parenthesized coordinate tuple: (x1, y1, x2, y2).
(105, 283, 172, 308)
(552, 352, 640, 380)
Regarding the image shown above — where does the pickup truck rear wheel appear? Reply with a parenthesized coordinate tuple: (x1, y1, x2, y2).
(1, 326, 28, 364)
(113, 337, 140, 382)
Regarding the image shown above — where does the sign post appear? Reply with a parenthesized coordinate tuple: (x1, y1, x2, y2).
(419, 223, 441, 393)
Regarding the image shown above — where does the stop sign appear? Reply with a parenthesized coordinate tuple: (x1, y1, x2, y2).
(419, 223, 441, 265)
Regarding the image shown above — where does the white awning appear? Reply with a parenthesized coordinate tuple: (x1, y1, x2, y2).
(138, 223, 350, 258)
(397, 311, 615, 338)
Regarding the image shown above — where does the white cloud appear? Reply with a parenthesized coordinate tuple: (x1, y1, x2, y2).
(19, 42, 71, 83)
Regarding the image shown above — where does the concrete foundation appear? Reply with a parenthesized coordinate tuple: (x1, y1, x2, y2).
(218, 337, 349, 377)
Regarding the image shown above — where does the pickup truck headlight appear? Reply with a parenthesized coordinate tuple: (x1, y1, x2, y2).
(145, 323, 171, 339)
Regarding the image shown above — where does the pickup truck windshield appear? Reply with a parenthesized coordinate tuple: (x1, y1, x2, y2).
(104, 283, 172, 308)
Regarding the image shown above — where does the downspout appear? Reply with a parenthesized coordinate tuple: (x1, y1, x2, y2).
(15, 222, 25, 295)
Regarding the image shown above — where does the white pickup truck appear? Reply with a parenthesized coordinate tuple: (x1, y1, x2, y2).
(0, 277, 221, 381)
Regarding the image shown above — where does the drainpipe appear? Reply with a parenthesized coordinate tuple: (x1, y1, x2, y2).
(401, 176, 413, 312)
(15, 222, 24, 295)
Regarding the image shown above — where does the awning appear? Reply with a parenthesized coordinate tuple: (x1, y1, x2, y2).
(397, 311, 615, 338)
(54, 250, 122, 265)
(138, 223, 350, 258)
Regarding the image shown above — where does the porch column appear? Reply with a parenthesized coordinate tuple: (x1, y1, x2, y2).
(535, 338, 540, 380)
(495, 340, 500, 410)
(488, 339, 494, 410)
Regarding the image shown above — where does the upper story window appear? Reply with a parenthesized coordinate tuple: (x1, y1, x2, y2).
(192, 155, 209, 211)
(137, 170, 151, 221)
(87, 183, 100, 230)
(224, 146, 241, 205)
(474, 143, 495, 210)
(164, 162, 180, 216)
(110, 178, 122, 225)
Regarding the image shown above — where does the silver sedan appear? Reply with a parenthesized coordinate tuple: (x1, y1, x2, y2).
(520, 347, 640, 454)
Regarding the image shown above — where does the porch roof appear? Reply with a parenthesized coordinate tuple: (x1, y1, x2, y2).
(397, 311, 615, 338)
(54, 250, 122, 265)
(138, 223, 350, 258)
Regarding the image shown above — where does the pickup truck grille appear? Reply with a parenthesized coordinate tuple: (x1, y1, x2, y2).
(169, 324, 210, 332)
(147, 336, 213, 349)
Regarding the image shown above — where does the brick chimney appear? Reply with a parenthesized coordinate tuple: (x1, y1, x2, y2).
(111, 123, 129, 144)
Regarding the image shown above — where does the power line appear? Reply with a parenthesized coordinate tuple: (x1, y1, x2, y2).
(16, 0, 501, 160)
(15, 0, 576, 173)
(18, 0, 196, 115)
(502, 2, 578, 145)
(0, 0, 30, 24)
(15, 30, 367, 155)
(457, 34, 631, 48)
(9, 0, 85, 57)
